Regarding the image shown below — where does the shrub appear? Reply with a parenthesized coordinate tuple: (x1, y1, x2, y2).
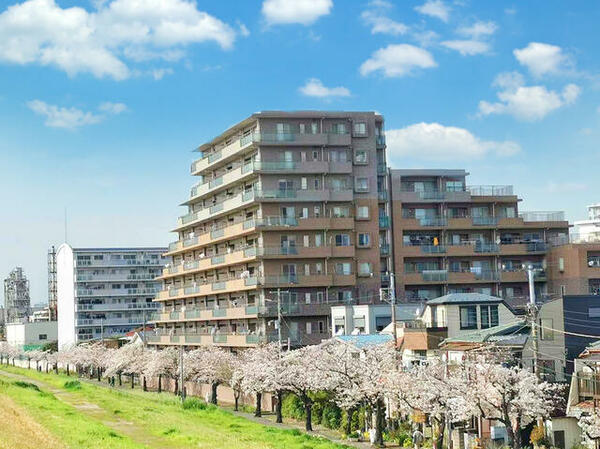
(282, 394, 305, 420)
(321, 403, 341, 429)
(182, 397, 207, 410)
(64, 380, 81, 390)
(13, 381, 40, 391)
(403, 437, 413, 448)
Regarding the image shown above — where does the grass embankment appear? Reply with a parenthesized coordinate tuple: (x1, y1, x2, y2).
(0, 365, 352, 449)
(0, 375, 143, 449)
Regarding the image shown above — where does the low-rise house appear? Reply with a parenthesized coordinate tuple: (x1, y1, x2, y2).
(5, 321, 57, 350)
(331, 303, 422, 336)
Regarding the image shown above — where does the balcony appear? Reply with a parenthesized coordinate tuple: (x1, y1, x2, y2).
(379, 216, 390, 228)
(474, 242, 499, 253)
(578, 373, 600, 399)
(380, 244, 390, 256)
(156, 277, 259, 301)
(191, 133, 257, 175)
(376, 135, 386, 147)
(76, 288, 158, 297)
(378, 190, 388, 201)
(75, 317, 145, 327)
(447, 270, 499, 283)
(404, 270, 448, 284)
(160, 248, 257, 279)
(398, 189, 471, 203)
(176, 190, 256, 229)
(75, 258, 164, 267)
(147, 333, 267, 347)
(519, 211, 565, 222)
(420, 217, 448, 227)
(76, 273, 158, 282)
(254, 188, 353, 202)
(76, 302, 160, 312)
(472, 216, 498, 226)
(261, 274, 355, 287)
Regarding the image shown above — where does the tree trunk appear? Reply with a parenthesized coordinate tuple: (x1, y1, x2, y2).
(254, 392, 262, 417)
(158, 374, 162, 393)
(131, 373, 134, 389)
(66, 364, 70, 376)
(345, 407, 353, 435)
(45, 363, 48, 373)
(374, 398, 386, 447)
(54, 363, 58, 374)
(304, 398, 313, 432)
(97, 367, 101, 381)
(210, 382, 218, 405)
(143, 376, 147, 392)
(118, 373, 122, 386)
(174, 377, 179, 396)
(433, 418, 446, 449)
(234, 392, 240, 412)
(28, 358, 30, 369)
(275, 390, 283, 424)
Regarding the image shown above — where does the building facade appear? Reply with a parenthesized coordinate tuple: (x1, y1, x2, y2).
(573, 203, 600, 243)
(389, 169, 569, 303)
(3, 267, 31, 324)
(330, 303, 422, 336)
(150, 111, 390, 349)
(6, 321, 58, 350)
(547, 242, 600, 296)
(56, 244, 167, 348)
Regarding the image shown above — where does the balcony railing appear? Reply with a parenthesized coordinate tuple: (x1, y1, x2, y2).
(519, 211, 565, 222)
(379, 216, 390, 228)
(472, 216, 498, 226)
(422, 270, 448, 282)
(376, 135, 386, 146)
(467, 185, 514, 196)
(419, 217, 447, 227)
(422, 245, 446, 254)
(378, 190, 388, 201)
(474, 242, 499, 253)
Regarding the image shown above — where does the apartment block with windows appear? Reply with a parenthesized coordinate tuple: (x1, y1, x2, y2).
(546, 242, 600, 296)
(56, 244, 167, 348)
(389, 169, 569, 303)
(150, 111, 388, 349)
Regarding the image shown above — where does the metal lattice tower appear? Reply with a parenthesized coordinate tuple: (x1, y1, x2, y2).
(48, 246, 58, 321)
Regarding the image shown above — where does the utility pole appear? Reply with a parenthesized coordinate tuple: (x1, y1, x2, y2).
(142, 309, 147, 348)
(100, 318, 104, 342)
(526, 264, 540, 380)
(179, 345, 185, 403)
(268, 288, 288, 352)
(381, 272, 398, 347)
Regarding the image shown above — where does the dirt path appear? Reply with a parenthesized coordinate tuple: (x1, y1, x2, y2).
(0, 369, 172, 449)
(0, 394, 64, 449)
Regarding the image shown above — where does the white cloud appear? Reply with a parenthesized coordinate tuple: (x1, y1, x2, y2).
(0, 0, 237, 80)
(299, 78, 350, 98)
(411, 30, 439, 47)
(360, 44, 436, 78)
(262, 0, 332, 26)
(361, 1, 408, 36)
(513, 42, 571, 78)
(98, 101, 127, 114)
(237, 21, 250, 37)
(545, 182, 587, 193)
(478, 71, 581, 121)
(414, 0, 450, 22)
(457, 21, 497, 38)
(441, 40, 489, 56)
(28, 100, 127, 128)
(151, 68, 174, 80)
(386, 122, 521, 161)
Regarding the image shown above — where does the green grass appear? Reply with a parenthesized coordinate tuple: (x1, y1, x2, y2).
(0, 375, 143, 449)
(1, 365, 353, 449)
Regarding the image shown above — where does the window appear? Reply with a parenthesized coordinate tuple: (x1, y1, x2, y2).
(357, 206, 369, 219)
(314, 206, 321, 217)
(305, 293, 311, 304)
(336, 263, 352, 275)
(303, 235, 309, 247)
(38, 334, 47, 340)
(338, 290, 352, 302)
(299, 123, 305, 134)
(317, 291, 324, 302)
(306, 322, 312, 334)
(358, 233, 370, 247)
(354, 150, 368, 164)
(315, 234, 323, 247)
(335, 234, 351, 246)
(358, 262, 372, 276)
(480, 305, 499, 329)
(460, 306, 478, 330)
(93, 255, 103, 260)
(445, 181, 463, 192)
(301, 207, 308, 219)
(311, 122, 318, 134)
(315, 263, 323, 274)
(331, 206, 350, 218)
(540, 318, 554, 340)
(355, 177, 369, 192)
(353, 122, 367, 135)
(331, 123, 347, 134)
(375, 316, 391, 332)
(304, 264, 310, 276)
(301, 177, 307, 190)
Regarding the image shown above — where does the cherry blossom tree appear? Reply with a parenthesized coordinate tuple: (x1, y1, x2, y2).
(278, 344, 338, 432)
(576, 408, 600, 449)
(142, 347, 180, 394)
(463, 352, 562, 449)
(104, 341, 147, 388)
(185, 346, 235, 404)
(240, 343, 283, 419)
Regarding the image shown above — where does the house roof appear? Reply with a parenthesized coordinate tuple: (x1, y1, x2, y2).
(426, 292, 505, 306)
(336, 334, 393, 348)
(441, 320, 529, 346)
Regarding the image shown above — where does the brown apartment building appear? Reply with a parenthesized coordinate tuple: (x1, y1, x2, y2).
(149, 111, 391, 349)
(546, 241, 600, 296)
(389, 169, 570, 303)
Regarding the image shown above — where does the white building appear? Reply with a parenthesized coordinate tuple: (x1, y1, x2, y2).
(573, 204, 600, 242)
(331, 303, 422, 336)
(6, 321, 57, 350)
(57, 244, 167, 348)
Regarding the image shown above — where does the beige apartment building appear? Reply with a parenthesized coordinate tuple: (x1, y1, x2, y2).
(149, 111, 391, 349)
(390, 169, 569, 303)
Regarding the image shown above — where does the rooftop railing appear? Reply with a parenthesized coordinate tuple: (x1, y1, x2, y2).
(519, 211, 565, 222)
(467, 185, 514, 196)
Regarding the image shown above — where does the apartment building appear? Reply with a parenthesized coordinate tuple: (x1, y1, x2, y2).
(573, 203, 600, 243)
(389, 169, 569, 303)
(56, 244, 167, 348)
(150, 111, 390, 349)
(547, 240, 600, 297)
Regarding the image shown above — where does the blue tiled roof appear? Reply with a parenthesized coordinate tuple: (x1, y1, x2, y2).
(336, 334, 393, 348)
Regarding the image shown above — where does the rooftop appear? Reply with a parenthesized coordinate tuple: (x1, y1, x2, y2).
(441, 320, 529, 346)
(426, 292, 505, 305)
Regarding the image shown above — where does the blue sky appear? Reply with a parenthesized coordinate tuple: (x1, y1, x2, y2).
(1, 0, 599, 303)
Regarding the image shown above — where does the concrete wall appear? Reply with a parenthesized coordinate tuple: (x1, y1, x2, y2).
(57, 243, 76, 349)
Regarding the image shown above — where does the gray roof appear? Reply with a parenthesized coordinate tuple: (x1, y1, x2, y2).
(426, 292, 505, 305)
